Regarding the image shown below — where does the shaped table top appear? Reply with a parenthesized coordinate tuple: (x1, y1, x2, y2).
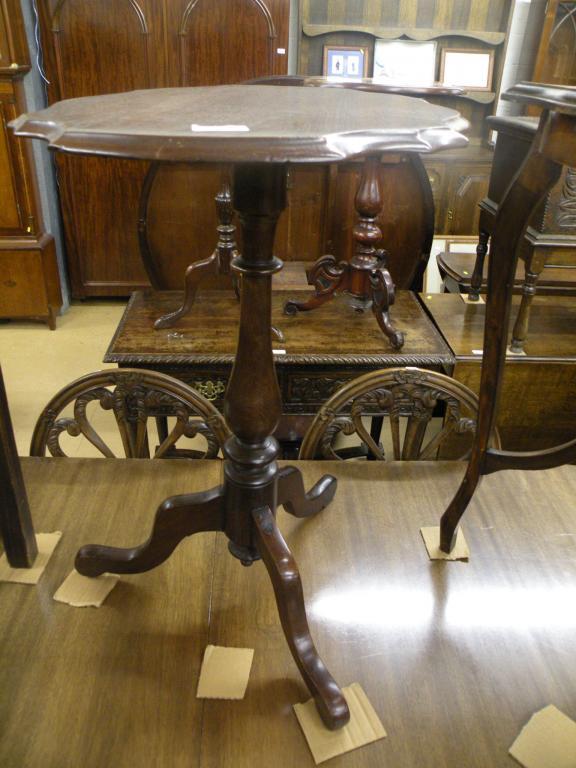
(11, 84, 468, 164)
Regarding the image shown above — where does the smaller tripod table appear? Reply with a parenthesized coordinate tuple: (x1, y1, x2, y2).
(13, 85, 466, 729)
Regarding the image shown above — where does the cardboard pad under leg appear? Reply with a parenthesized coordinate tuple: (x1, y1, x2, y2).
(293, 683, 386, 764)
(509, 705, 576, 768)
(0, 532, 62, 584)
(53, 569, 120, 607)
(196, 645, 255, 700)
(420, 526, 470, 561)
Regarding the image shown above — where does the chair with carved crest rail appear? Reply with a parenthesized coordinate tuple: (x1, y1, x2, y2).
(298, 367, 499, 461)
(30, 369, 231, 459)
(440, 82, 576, 554)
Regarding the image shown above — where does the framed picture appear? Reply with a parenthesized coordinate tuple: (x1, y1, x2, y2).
(372, 40, 437, 86)
(440, 49, 495, 91)
(323, 46, 369, 79)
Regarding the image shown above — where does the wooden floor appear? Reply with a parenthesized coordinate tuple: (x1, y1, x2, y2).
(1, 458, 576, 767)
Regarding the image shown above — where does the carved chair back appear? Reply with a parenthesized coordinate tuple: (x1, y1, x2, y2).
(30, 369, 231, 459)
(299, 367, 500, 461)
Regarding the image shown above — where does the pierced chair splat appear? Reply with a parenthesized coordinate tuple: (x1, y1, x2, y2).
(299, 367, 499, 461)
(30, 369, 231, 459)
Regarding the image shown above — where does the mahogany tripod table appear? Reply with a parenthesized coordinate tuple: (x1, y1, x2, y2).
(13, 85, 466, 729)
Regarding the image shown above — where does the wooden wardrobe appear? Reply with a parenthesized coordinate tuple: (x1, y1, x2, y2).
(36, 0, 290, 297)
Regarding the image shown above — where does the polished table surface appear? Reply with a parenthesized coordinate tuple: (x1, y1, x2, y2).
(12, 85, 468, 163)
(422, 292, 576, 362)
(1, 458, 575, 767)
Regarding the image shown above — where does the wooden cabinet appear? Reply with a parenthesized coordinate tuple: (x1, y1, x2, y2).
(36, 0, 290, 297)
(423, 148, 492, 235)
(423, 292, 576, 451)
(445, 162, 491, 234)
(0, 0, 62, 327)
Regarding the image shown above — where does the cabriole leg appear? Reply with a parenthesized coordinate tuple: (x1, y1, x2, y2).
(75, 486, 224, 576)
(252, 505, 350, 730)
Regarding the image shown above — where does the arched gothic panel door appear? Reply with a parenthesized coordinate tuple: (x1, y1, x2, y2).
(50, 0, 154, 98)
(179, 0, 276, 85)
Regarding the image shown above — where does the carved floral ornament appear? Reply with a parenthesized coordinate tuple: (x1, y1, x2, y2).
(556, 166, 576, 228)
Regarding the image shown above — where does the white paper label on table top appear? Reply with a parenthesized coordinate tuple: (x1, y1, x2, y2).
(191, 124, 250, 132)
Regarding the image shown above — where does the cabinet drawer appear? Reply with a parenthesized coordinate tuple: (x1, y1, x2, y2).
(0, 250, 48, 315)
(0, 239, 61, 325)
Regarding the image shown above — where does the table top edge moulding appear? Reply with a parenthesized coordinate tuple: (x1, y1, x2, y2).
(103, 290, 455, 368)
(247, 75, 465, 97)
(10, 85, 469, 163)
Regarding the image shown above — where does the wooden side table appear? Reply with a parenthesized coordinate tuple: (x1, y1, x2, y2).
(104, 289, 453, 412)
(421, 292, 576, 452)
(439, 83, 576, 554)
(13, 84, 467, 728)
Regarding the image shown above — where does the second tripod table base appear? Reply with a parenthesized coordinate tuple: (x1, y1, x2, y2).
(284, 254, 405, 350)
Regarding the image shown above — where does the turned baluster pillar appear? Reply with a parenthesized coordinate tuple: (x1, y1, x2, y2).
(223, 163, 286, 563)
(215, 168, 239, 275)
(347, 155, 384, 305)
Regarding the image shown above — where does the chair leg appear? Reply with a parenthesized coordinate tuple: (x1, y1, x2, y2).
(252, 505, 350, 730)
(277, 466, 337, 519)
(154, 250, 220, 329)
(468, 229, 489, 301)
(510, 251, 545, 353)
(75, 485, 224, 576)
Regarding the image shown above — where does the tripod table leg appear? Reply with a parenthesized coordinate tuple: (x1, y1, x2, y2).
(154, 250, 219, 329)
(369, 265, 404, 349)
(277, 466, 337, 519)
(252, 505, 350, 730)
(284, 255, 346, 315)
(76, 485, 224, 576)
